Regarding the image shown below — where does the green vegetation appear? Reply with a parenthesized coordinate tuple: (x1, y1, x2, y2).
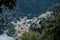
(0, 18, 5, 23)
(20, 32, 41, 40)
(0, 0, 16, 13)
(0, 0, 16, 35)
(0, 26, 3, 35)
(20, 6, 60, 40)
(0, 18, 5, 35)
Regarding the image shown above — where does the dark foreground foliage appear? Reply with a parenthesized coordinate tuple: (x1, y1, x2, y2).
(0, 0, 16, 13)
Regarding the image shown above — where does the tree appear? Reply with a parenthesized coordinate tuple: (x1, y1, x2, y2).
(0, 26, 3, 35)
(29, 6, 60, 40)
(20, 32, 41, 40)
(0, 0, 16, 36)
(0, 18, 5, 23)
(0, 0, 16, 12)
